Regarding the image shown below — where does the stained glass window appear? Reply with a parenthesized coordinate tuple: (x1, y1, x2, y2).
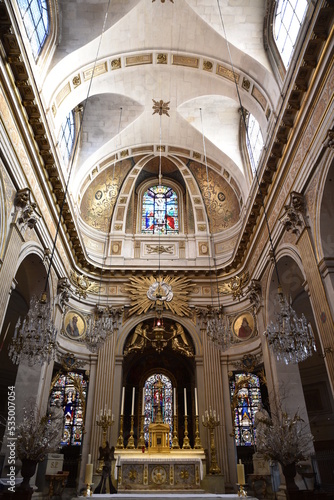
(17, 0, 49, 60)
(246, 114, 264, 175)
(274, 0, 308, 68)
(49, 371, 87, 447)
(230, 373, 262, 447)
(59, 111, 75, 165)
(143, 374, 173, 446)
(141, 185, 179, 234)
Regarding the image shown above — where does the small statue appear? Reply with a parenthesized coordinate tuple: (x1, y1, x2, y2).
(49, 400, 64, 449)
(94, 443, 116, 494)
(171, 323, 193, 357)
(124, 322, 148, 355)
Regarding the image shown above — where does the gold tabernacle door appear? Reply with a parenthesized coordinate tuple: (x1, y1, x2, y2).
(148, 422, 170, 453)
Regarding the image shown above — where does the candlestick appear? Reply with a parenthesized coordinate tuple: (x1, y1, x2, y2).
(173, 388, 176, 416)
(194, 387, 198, 416)
(202, 408, 221, 474)
(121, 386, 125, 415)
(172, 414, 180, 449)
(126, 415, 135, 449)
(116, 414, 124, 449)
(131, 387, 135, 415)
(184, 388, 187, 416)
(96, 409, 114, 472)
(137, 415, 145, 449)
(182, 414, 191, 449)
(194, 415, 203, 449)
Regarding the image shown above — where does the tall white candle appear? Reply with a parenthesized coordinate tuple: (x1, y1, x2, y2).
(87, 454, 91, 464)
(142, 387, 145, 414)
(131, 387, 135, 415)
(85, 463, 93, 484)
(173, 388, 176, 416)
(237, 459, 245, 485)
(121, 386, 125, 415)
(194, 387, 198, 416)
(184, 388, 187, 416)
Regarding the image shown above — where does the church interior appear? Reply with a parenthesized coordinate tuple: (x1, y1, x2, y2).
(0, 0, 333, 498)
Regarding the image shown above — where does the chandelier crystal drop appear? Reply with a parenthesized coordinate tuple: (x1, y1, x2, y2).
(266, 287, 316, 364)
(8, 293, 57, 366)
(206, 306, 232, 352)
(85, 306, 115, 353)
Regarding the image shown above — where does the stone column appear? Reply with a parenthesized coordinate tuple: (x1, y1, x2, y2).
(201, 325, 227, 478)
(90, 332, 117, 467)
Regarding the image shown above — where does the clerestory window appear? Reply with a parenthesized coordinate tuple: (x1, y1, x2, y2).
(58, 111, 75, 165)
(17, 0, 49, 60)
(274, 0, 308, 68)
(246, 114, 264, 175)
(141, 185, 179, 235)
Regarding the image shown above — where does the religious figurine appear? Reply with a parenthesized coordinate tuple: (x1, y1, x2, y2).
(171, 323, 193, 357)
(49, 400, 64, 449)
(254, 405, 271, 451)
(94, 443, 116, 494)
(124, 322, 148, 355)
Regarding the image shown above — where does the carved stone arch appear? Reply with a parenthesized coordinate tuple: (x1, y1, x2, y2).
(264, 243, 308, 328)
(314, 151, 334, 263)
(117, 311, 201, 358)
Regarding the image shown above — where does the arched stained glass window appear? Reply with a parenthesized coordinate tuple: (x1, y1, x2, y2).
(143, 374, 173, 446)
(17, 0, 49, 60)
(246, 114, 264, 175)
(142, 185, 178, 234)
(274, 0, 308, 68)
(49, 371, 87, 447)
(230, 373, 262, 447)
(59, 111, 75, 165)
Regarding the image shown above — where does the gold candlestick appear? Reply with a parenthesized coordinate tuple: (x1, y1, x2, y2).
(96, 410, 114, 473)
(194, 415, 203, 449)
(126, 415, 135, 449)
(202, 408, 221, 474)
(83, 483, 93, 497)
(172, 415, 180, 449)
(238, 484, 248, 497)
(116, 414, 124, 449)
(137, 415, 145, 449)
(182, 415, 191, 449)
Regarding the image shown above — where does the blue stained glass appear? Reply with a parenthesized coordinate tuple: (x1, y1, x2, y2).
(17, 0, 49, 60)
(49, 371, 87, 447)
(142, 185, 179, 234)
(143, 374, 173, 446)
(230, 372, 262, 447)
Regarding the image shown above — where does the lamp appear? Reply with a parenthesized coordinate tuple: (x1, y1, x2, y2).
(215, 2, 316, 364)
(8, 4, 113, 365)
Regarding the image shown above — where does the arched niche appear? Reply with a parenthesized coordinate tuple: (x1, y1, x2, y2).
(0, 250, 50, 446)
(265, 250, 334, 452)
(319, 157, 334, 305)
(120, 317, 196, 449)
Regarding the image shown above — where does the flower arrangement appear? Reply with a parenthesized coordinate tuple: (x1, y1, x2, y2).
(256, 406, 314, 466)
(16, 405, 59, 462)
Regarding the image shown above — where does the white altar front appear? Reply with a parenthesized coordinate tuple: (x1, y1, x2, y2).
(115, 450, 205, 491)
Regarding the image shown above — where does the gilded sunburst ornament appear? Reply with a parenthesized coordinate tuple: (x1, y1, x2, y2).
(152, 99, 170, 117)
(126, 275, 191, 316)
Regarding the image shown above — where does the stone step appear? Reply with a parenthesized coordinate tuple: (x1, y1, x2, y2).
(86, 494, 258, 499)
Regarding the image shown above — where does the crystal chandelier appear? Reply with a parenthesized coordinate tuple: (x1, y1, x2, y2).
(8, 292, 57, 366)
(85, 306, 115, 353)
(206, 306, 232, 352)
(266, 286, 316, 364)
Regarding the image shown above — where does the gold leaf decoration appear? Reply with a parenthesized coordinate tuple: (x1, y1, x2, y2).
(70, 271, 100, 298)
(126, 275, 191, 317)
(218, 272, 249, 300)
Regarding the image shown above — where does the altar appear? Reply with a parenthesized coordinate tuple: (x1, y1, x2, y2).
(116, 450, 205, 491)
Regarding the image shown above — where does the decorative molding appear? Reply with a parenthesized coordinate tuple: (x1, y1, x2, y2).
(247, 279, 262, 311)
(70, 271, 100, 298)
(146, 244, 174, 254)
(14, 188, 40, 230)
(218, 272, 249, 300)
(152, 99, 170, 117)
(280, 191, 306, 236)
